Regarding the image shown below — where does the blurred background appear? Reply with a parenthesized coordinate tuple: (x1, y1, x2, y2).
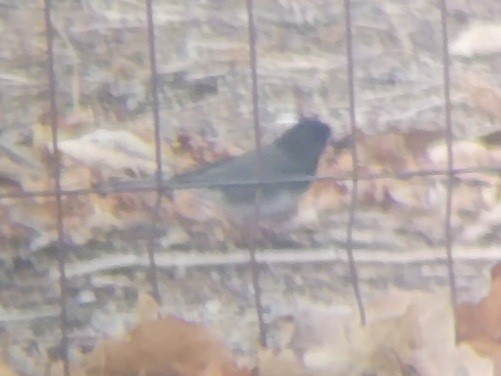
(0, 0, 500, 374)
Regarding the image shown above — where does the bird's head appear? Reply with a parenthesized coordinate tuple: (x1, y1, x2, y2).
(275, 118, 332, 171)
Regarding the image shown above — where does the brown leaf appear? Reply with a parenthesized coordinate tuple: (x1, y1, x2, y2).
(459, 263, 501, 344)
(258, 348, 303, 376)
(47, 362, 87, 376)
(0, 362, 18, 376)
(357, 131, 411, 172)
(83, 315, 249, 376)
(136, 293, 160, 324)
(463, 73, 501, 121)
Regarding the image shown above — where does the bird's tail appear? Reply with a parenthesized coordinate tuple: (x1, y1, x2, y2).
(95, 176, 168, 195)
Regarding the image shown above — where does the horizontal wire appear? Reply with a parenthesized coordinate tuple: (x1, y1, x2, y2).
(0, 165, 499, 200)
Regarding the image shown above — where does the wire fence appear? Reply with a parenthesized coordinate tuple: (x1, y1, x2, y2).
(1, 0, 500, 375)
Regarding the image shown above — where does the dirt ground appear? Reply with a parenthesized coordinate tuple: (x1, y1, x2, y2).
(0, 0, 500, 373)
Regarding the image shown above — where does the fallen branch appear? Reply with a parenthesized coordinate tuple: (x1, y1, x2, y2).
(53, 247, 501, 279)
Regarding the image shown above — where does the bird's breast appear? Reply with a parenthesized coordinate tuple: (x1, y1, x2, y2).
(225, 183, 309, 223)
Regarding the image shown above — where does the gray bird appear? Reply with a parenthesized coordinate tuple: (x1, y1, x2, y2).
(102, 118, 335, 223)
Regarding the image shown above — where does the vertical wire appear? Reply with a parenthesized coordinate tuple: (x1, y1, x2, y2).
(343, 0, 366, 325)
(144, 0, 162, 303)
(43, 1, 70, 374)
(245, 0, 267, 346)
(439, 0, 458, 335)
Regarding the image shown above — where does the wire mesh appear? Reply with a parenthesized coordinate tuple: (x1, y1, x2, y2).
(43, 1, 70, 374)
(244, 0, 267, 346)
(439, 0, 459, 331)
(143, 0, 162, 304)
(342, 0, 366, 326)
(2, 0, 500, 374)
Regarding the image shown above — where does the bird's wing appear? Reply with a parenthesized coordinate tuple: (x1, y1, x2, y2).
(168, 144, 298, 188)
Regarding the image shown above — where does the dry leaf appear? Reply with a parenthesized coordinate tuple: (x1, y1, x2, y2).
(464, 338, 501, 375)
(451, 23, 501, 57)
(136, 293, 160, 324)
(173, 191, 225, 223)
(275, 290, 493, 376)
(426, 140, 493, 170)
(83, 315, 249, 376)
(357, 131, 412, 172)
(171, 133, 240, 173)
(33, 109, 95, 152)
(459, 263, 501, 344)
(59, 129, 157, 177)
(463, 73, 501, 121)
(460, 203, 501, 243)
(0, 142, 44, 190)
(0, 362, 18, 376)
(48, 362, 87, 376)
(258, 348, 303, 376)
(454, 343, 494, 376)
(480, 129, 501, 147)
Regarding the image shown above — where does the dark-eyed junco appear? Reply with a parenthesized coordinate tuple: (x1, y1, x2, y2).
(103, 118, 333, 223)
